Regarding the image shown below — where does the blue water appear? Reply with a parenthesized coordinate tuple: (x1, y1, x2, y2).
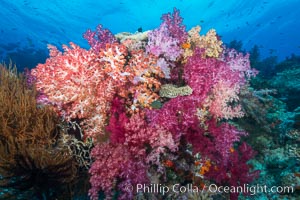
(0, 0, 300, 70)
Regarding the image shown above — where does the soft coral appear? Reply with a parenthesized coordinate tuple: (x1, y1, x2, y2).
(205, 142, 260, 200)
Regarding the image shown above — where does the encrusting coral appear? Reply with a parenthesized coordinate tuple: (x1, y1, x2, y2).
(159, 84, 193, 98)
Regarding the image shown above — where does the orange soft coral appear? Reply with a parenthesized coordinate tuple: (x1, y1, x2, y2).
(98, 43, 129, 81)
(122, 50, 164, 112)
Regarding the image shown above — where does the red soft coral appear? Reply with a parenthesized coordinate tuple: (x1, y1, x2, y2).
(106, 97, 128, 144)
(205, 142, 260, 200)
(124, 50, 164, 111)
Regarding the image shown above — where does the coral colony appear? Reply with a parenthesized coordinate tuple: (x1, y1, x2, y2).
(30, 8, 260, 200)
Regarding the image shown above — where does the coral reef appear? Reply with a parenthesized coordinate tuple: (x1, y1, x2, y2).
(2, 7, 286, 200)
(0, 7, 296, 200)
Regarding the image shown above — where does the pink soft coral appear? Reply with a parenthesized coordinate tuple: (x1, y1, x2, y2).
(184, 47, 258, 119)
(108, 108, 178, 160)
(184, 118, 247, 164)
(107, 100, 178, 172)
(184, 48, 222, 101)
(31, 43, 106, 119)
(124, 112, 178, 171)
(146, 95, 201, 140)
(89, 143, 125, 200)
(223, 49, 258, 82)
(209, 80, 244, 119)
(207, 121, 248, 163)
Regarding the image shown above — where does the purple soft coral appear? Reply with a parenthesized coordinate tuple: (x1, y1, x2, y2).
(83, 24, 117, 52)
(146, 8, 188, 62)
(161, 7, 188, 44)
(223, 49, 259, 82)
(146, 22, 182, 61)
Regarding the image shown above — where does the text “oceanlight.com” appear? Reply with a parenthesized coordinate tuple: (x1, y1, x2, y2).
(125, 183, 295, 196)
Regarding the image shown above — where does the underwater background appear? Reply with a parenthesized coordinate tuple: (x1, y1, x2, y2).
(1, 0, 300, 70)
(0, 0, 299, 200)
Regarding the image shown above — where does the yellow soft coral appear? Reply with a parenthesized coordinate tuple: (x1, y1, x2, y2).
(183, 26, 223, 61)
(199, 29, 223, 58)
(188, 25, 202, 45)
